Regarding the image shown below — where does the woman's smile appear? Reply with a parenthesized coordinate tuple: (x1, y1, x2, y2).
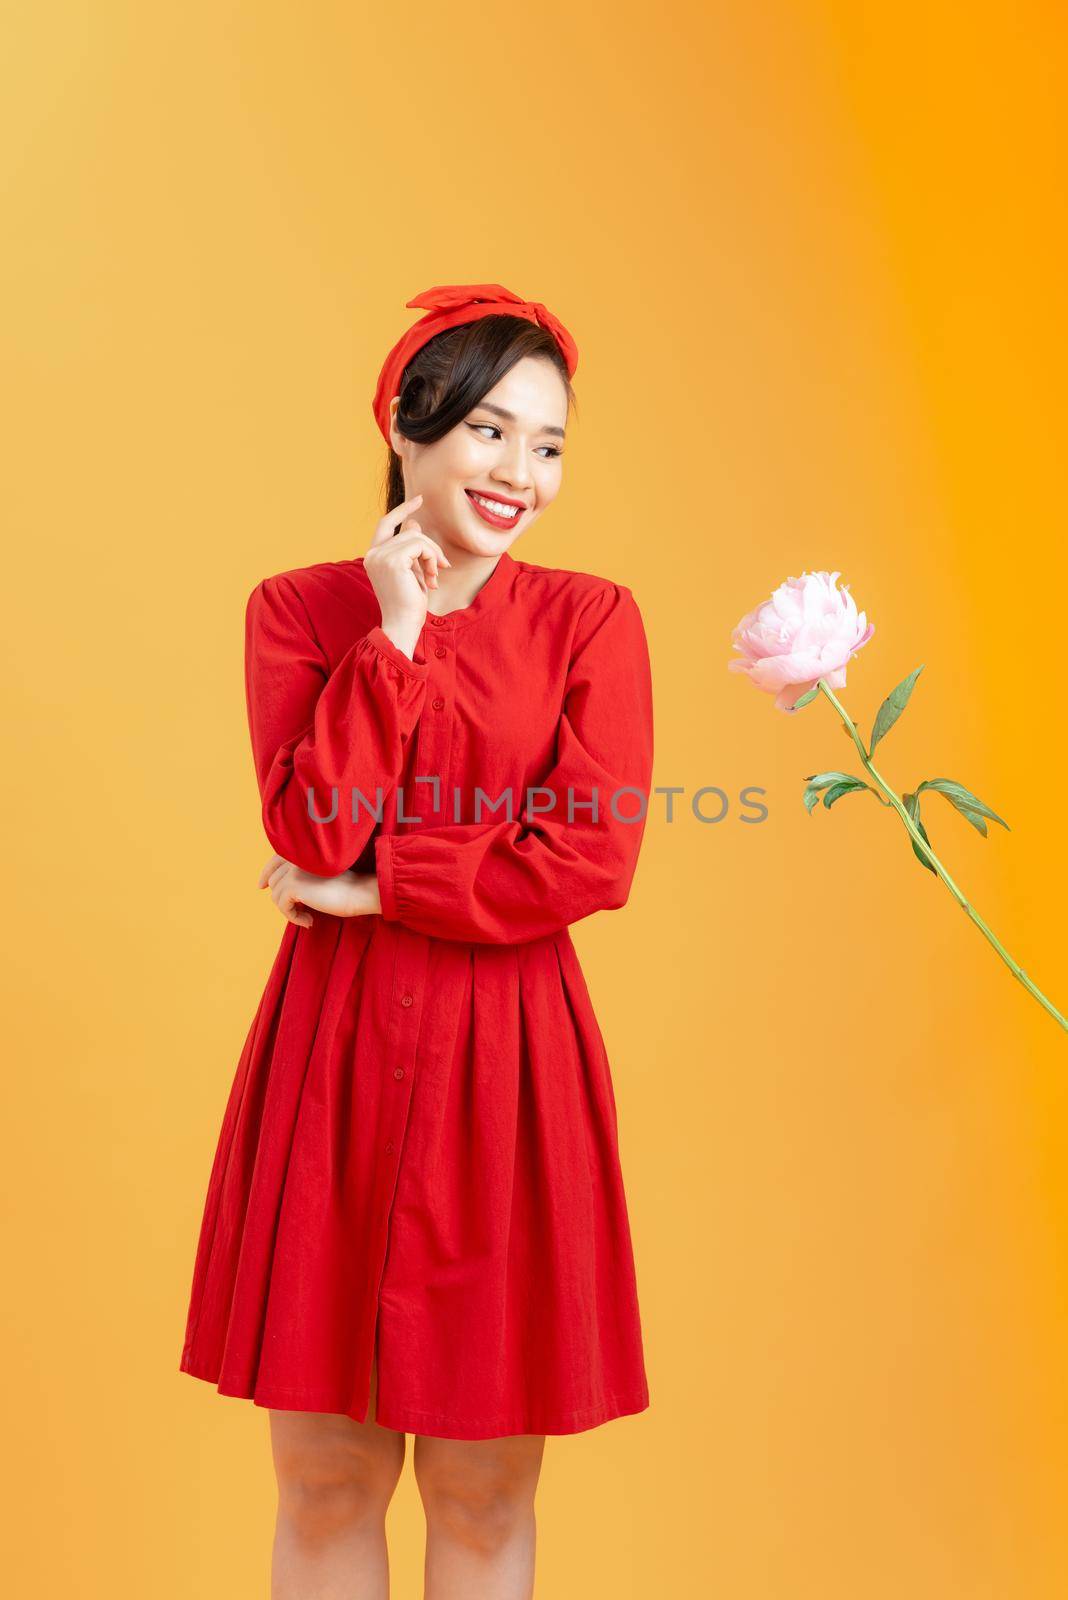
(464, 487, 528, 529)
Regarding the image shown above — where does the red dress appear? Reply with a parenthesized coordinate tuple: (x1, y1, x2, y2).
(178, 547, 654, 1439)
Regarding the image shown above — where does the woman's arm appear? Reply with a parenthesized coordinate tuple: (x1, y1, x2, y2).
(246, 572, 430, 877)
(373, 583, 654, 945)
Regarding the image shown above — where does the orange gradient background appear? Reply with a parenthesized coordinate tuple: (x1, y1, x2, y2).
(3, 3, 1067, 1595)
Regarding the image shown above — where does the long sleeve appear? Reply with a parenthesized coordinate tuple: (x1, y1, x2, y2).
(374, 583, 653, 945)
(245, 574, 431, 877)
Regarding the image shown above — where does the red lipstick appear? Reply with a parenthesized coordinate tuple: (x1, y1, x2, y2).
(464, 488, 527, 530)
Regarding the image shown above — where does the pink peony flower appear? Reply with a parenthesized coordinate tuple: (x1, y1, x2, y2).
(728, 570, 875, 712)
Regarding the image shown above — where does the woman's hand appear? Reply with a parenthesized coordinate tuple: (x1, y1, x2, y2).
(257, 856, 383, 927)
(364, 493, 452, 643)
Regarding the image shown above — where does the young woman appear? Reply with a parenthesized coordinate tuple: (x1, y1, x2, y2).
(179, 283, 655, 1599)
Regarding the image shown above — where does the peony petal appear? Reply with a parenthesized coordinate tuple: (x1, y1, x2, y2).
(748, 650, 824, 691)
(775, 677, 819, 711)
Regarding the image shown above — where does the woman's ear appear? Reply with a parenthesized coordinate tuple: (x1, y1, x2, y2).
(387, 395, 405, 457)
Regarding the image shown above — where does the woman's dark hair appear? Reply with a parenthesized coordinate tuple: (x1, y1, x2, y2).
(383, 315, 577, 513)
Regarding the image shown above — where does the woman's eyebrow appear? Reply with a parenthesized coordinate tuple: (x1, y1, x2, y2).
(475, 401, 566, 439)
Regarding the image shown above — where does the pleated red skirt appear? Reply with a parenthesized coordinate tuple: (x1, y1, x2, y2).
(179, 912, 651, 1438)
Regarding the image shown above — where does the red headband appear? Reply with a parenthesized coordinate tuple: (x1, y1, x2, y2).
(371, 283, 579, 446)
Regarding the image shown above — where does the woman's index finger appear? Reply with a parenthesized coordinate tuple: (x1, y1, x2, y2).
(390, 493, 423, 520)
(372, 493, 424, 544)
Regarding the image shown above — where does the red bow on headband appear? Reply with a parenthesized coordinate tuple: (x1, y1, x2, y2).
(371, 283, 579, 445)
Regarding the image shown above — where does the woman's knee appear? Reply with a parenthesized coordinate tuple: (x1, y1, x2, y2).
(414, 1435, 545, 1554)
(271, 1411, 405, 1545)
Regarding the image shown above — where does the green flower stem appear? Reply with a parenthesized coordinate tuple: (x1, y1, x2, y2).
(815, 679, 1068, 1034)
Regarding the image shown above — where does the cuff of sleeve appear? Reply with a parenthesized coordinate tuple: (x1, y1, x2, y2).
(374, 834, 400, 921)
(364, 625, 431, 680)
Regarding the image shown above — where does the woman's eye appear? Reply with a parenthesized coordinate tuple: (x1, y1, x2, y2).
(467, 422, 563, 459)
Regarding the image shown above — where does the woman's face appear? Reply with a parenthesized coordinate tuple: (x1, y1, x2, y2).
(388, 355, 568, 557)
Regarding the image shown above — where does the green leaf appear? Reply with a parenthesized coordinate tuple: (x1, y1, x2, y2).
(792, 684, 820, 709)
(822, 778, 871, 808)
(803, 772, 869, 813)
(916, 777, 1010, 832)
(868, 665, 925, 758)
(955, 806, 988, 837)
(903, 790, 937, 874)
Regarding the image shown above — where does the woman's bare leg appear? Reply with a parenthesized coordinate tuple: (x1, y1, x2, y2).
(269, 1354, 405, 1599)
(414, 1430, 546, 1600)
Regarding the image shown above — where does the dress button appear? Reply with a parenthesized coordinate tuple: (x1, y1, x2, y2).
(385, 1140, 395, 1154)
(393, 1067, 405, 1080)
(432, 696, 445, 710)
(401, 993, 414, 1007)
(435, 647, 447, 658)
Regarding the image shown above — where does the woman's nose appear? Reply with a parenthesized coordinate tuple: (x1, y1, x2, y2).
(492, 442, 533, 489)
